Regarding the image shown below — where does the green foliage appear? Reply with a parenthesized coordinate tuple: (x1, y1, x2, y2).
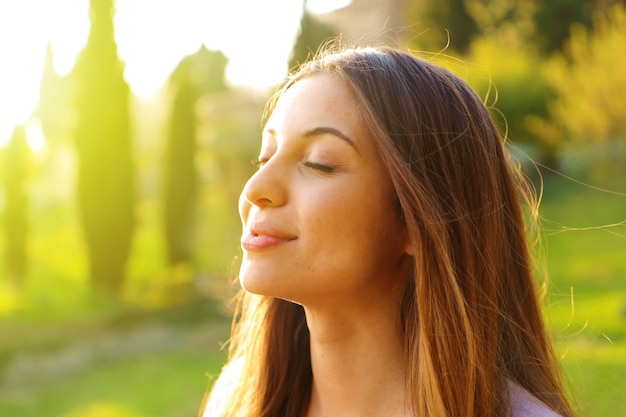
(289, 9, 336, 70)
(546, 4, 626, 144)
(464, 0, 596, 57)
(164, 47, 228, 269)
(465, 0, 534, 43)
(533, 0, 591, 55)
(71, 0, 135, 297)
(1, 125, 30, 284)
(443, 39, 557, 164)
(406, 0, 478, 54)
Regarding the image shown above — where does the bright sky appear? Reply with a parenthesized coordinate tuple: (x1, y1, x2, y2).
(0, 0, 350, 148)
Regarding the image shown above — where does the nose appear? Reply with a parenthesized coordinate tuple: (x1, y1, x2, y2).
(240, 159, 288, 209)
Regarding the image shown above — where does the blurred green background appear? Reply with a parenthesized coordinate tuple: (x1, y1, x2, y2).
(0, 0, 625, 416)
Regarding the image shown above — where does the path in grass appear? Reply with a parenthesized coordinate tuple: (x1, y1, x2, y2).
(0, 300, 231, 417)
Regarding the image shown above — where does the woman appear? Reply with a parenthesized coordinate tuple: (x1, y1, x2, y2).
(202, 45, 575, 417)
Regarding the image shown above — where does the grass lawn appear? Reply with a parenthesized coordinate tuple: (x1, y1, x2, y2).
(0, 345, 228, 417)
(540, 172, 626, 416)
(0, 308, 231, 417)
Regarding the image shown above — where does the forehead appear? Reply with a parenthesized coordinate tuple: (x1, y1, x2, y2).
(265, 74, 370, 143)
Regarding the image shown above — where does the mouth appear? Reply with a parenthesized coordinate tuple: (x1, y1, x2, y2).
(241, 226, 297, 251)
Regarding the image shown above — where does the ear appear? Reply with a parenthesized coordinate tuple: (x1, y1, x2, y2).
(400, 223, 415, 257)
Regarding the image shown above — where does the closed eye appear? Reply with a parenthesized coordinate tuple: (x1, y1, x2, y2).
(303, 161, 334, 173)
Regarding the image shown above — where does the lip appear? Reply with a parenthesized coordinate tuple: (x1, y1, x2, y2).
(241, 226, 297, 251)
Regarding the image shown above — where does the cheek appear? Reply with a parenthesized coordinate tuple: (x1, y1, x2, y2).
(343, 188, 403, 251)
(308, 188, 385, 243)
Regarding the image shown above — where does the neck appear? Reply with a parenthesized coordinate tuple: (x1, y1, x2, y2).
(303, 297, 409, 417)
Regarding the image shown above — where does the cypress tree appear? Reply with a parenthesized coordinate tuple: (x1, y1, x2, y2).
(164, 46, 227, 268)
(71, 0, 134, 297)
(39, 42, 66, 145)
(289, 6, 336, 71)
(1, 125, 30, 287)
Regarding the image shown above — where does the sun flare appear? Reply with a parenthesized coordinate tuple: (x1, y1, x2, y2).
(0, 0, 350, 148)
(0, 0, 89, 148)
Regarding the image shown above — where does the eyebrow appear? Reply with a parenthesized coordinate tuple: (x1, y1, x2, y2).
(263, 126, 358, 152)
(303, 127, 358, 150)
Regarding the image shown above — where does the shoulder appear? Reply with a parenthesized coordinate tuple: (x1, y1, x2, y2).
(202, 359, 244, 417)
(508, 380, 562, 417)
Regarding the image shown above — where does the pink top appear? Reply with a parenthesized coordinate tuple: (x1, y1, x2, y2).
(203, 362, 562, 417)
(508, 380, 562, 417)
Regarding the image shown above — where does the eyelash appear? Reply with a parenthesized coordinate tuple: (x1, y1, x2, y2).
(251, 158, 268, 168)
(251, 158, 335, 173)
(303, 161, 334, 173)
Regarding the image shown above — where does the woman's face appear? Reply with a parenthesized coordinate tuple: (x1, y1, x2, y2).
(238, 73, 412, 308)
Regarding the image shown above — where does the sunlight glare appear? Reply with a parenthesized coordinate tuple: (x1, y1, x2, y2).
(115, 0, 204, 98)
(116, 0, 306, 96)
(25, 119, 46, 153)
(0, 1, 48, 146)
(205, 0, 304, 90)
(48, 0, 90, 76)
(0, 0, 349, 142)
(307, 0, 351, 14)
(0, 0, 89, 147)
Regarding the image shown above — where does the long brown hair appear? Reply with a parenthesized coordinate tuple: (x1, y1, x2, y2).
(217, 45, 574, 417)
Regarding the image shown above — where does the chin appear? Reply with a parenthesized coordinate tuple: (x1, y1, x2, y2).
(239, 272, 277, 296)
(239, 275, 301, 305)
